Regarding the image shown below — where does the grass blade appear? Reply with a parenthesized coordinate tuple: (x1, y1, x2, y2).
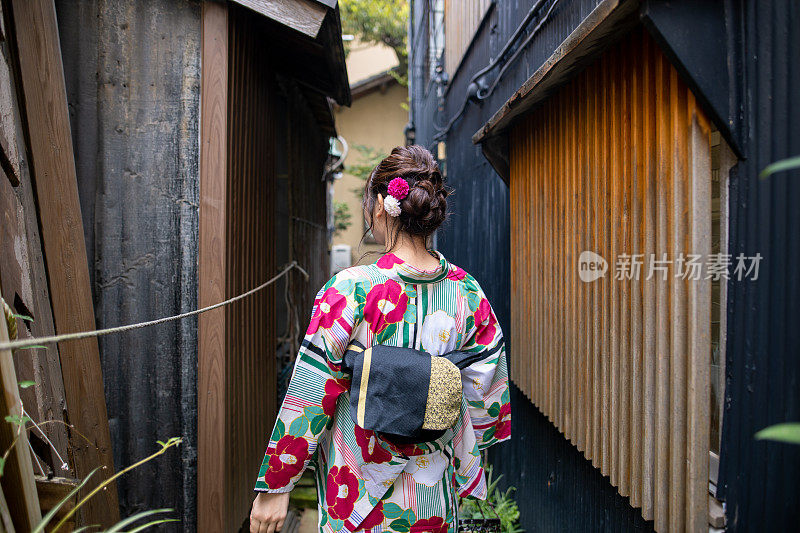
(104, 508, 173, 532)
(755, 422, 800, 444)
(124, 518, 179, 532)
(759, 155, 800, 179)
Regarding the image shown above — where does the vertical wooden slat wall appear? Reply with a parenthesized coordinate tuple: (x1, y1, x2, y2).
(443, 0, 491, 75)
(508, 30, 712, 532)
(286, 88, 331, 316)
(225, 6, 276, 530)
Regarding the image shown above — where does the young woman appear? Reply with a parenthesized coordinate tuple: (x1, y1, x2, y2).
(250, 145, 510, 533)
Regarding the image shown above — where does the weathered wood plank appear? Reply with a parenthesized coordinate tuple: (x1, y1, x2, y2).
(8, 0, 118, 526)
(0, 8, 19, 188)
(231, 0, 326, 38)
(0, 7, 70, 473)
(35, 476, 77, 531)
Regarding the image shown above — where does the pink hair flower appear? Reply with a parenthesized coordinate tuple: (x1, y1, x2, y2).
(387, 177, 410, 200)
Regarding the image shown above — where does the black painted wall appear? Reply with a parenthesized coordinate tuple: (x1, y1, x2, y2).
(714, 0, 800, 529)
(411, 0, 800, 530)
(492, 385, 653, 532)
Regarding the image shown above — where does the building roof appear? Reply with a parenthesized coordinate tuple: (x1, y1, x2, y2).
(350, 70, 399, 100)
(232, 0, 351, 106)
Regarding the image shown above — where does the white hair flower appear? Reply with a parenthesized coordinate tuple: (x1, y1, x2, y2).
(383, 195, 401, 217)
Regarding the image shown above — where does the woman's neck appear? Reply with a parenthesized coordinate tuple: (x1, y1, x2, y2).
(387, 233, 440, 271)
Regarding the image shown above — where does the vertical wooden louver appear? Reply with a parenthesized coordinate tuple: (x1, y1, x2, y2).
(225, 6, 278, 530)
(508, 29, 712, 532)
(444, 0, 491, 75)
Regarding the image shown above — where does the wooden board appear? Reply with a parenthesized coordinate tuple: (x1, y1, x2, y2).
(0, 3, 70, 474)
(8, 0, 118, 526)
(231, 0, 327, 38)
(198, 2, 228, 531)
(35, 476, 77, 532)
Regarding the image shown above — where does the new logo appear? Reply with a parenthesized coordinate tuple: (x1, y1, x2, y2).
(578, 251, 607, 282)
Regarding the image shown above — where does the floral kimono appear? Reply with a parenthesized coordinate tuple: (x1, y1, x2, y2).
(255, 252, 510, 533)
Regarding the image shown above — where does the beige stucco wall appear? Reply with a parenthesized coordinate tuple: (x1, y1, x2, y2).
(346, 39, 399, 85)
(333, 81, 408, 265)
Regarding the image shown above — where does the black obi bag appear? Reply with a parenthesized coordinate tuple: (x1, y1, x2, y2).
(341, 341, 483, 444)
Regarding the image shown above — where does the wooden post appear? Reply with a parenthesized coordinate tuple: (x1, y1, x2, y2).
(7, 0, 119, 526)
(0, 288, 41, 531)
(198, 1, 228, 531)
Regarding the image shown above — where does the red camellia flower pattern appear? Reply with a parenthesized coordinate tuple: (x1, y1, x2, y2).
(263, 435, 310, 488)
(364, 279, 409, 334)
(410, 516, 449, 533)
(322, 377, 350, 416)
(386, 438, 424, 457)
(307, 287, 350, 335)
(354, 426, 392, 463)
(376, 253, 404, 269)
(356, 501, 385, 531)
(326, 465, 360, 520)
(446, 265, 467, 281)
(494, 403, 511, 440)
(473, 298, 497, 345)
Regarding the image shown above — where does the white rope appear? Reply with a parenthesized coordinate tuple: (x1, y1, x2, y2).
(0, 261, 309, 351)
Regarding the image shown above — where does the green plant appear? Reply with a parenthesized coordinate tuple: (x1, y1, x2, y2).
(40, 437, 183, 532)
(339, 0, 409, 83)
(334, 201, 353, 236)
(751, 158, 800, 445)
(348, 145, 386, 181)
(459, 466, 523, 533)
(755, 423, 800, 444)
(2, 295, 182, 531)
(759, 155, 800, 179)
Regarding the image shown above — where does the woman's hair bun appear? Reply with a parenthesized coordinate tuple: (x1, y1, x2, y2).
(363, 145, 449, 238)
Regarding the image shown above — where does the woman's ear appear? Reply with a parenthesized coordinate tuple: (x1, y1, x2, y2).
(375, 193, 385, 221)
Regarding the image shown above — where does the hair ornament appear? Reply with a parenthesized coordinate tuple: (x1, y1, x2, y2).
(384, 177, 409, 217)
(383, 195, 402, 217)
(387, 177, 410, 200)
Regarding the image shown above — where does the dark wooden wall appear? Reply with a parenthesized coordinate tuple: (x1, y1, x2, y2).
(713, 0, 800, 528)
(198, 5, 333, 531)
(411, 0, 800, 530)
(495, 383, 653, 532)
(56, 0, 336, 530)
(223, 5, 277, 529)
(57, 0, 201, 529)
(286, 85, 332, 318)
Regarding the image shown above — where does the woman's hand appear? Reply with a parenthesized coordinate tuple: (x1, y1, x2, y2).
(250, 492, 290, 533)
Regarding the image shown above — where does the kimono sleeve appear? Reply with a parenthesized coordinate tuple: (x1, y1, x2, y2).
(254, 273, 358, 492)
(459, 283, 511, 450)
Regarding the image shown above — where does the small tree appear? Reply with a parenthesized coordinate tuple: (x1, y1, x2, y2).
(340, 0, 409, 83)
